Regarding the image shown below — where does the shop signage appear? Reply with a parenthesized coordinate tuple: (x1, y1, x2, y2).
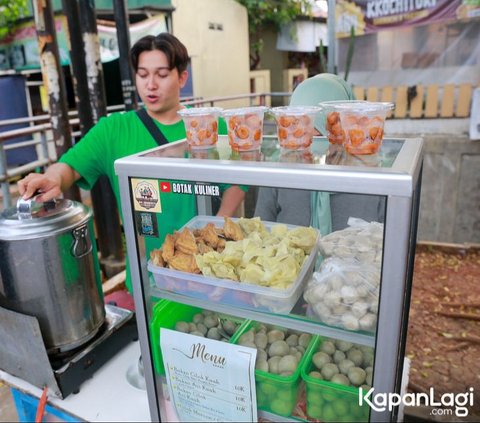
(160, 328, 258, 422)
(0, 16, 70, 71)
(0, 14, 167, 71)
(335, 0, 480, 38)
(167, 182, 221, 196)
(97, 15, 167, 63)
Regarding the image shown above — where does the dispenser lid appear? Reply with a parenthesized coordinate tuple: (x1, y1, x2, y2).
(0, 198, 92, 240)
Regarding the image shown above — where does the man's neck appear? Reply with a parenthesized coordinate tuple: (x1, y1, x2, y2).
(147, 106, 183, 125)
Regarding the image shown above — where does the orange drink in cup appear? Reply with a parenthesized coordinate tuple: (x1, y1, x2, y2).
(271, 106, 320, 150)
(336, 102, 394, 155)
(319, 100, 367, 146)
(222, 106, 267, 151)
(178, 107, 222, 149)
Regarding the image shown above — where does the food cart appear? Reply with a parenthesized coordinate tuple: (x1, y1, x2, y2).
(115, 134, 423, 422)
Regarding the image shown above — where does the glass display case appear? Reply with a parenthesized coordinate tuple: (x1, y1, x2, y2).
(115, 135, 423, 422)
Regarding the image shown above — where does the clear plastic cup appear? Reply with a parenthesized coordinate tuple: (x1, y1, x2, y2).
(271, 106, 320, 150)
(335, 102, 394, 155)
(178, 107, 223, 149)
(222, 106, 267, 151)
(319, 100, 368, 146)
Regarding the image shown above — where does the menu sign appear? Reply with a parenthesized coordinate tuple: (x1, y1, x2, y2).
(160, 328, 258, 422)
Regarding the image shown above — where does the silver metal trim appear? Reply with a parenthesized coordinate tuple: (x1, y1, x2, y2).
(370, 195, 413, 422)
(115, 137, 423, 197)
(118, 173, 160, 422)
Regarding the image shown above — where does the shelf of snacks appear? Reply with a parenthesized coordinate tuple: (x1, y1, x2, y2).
(116, 103, 423, 422)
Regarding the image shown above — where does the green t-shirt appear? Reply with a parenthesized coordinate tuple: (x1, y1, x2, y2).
(59, 110, 235, 292)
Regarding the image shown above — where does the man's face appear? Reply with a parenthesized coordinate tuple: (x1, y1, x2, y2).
(135, 49, 188, 119)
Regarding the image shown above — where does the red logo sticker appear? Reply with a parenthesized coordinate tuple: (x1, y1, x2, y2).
(160, 182, 171, 193)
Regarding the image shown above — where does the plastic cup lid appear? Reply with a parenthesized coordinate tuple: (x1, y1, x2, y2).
(222, 106, 268, 117)
(318, 100, 368, 109)
(331, 101, 394, 112)
(270, 106, 321, 116)
(178, 107, 223, 117)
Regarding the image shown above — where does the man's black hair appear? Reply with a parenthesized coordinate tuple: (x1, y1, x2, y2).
(130, 33, 190, 73)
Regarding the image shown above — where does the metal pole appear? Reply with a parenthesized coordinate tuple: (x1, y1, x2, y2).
(113, 0, 137, 110)
(78, 0, 109, 121)
(31, 0, 81, 202)
(61, 1, 92, 133)
(327, 0, 336, 74)
(61, 0, 125, 277)
(0, 144, 10, 208)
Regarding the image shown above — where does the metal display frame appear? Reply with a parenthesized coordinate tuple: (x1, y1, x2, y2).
(115, 136, 424, 422)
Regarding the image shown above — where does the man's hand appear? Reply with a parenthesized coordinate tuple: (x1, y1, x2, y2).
(18, 173, 62, 202)
(17, 163, 80, 202)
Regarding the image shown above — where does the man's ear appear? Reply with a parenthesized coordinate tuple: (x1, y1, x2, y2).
(179, 70, 188, 88)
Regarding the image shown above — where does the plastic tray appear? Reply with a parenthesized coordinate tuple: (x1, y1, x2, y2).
(148, 216, 319, 313)
(230, 320, 318, 417)
(149, 299, 244, 375)
(300, 337, 370, 422)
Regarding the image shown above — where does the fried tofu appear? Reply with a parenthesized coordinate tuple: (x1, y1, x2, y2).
(199, 223, 220, 248)
(216, 238, 226, 253)
(150, 249, 164, 267)
(197, 240, 214, 254)
(162, 234, 175, 262)
(224, 217, 244, 241)
(175, 228, 198, 255)
(168, 252, 200, 273)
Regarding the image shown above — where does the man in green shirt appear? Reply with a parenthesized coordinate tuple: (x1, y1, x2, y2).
(18, 33, 246, 291)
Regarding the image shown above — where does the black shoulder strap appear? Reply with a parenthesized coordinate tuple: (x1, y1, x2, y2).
(136, 108, 169, 146)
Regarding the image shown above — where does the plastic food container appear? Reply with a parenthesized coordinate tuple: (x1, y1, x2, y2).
(301, 337, 370, 422)
(222, 106, 268, 151)
(148, 216, 319, 314)
(335, 102, 394, 155)
(303, 258, 380, 333)
(319, 100, 367, 146)
(230, 321, 318, 417)
(149, 299, 244, 375)
(177, 107, 223, 149)
(271, 106, 320, 150)
(317, 219, 384, 262)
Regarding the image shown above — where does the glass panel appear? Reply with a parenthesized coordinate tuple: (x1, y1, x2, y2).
(130, 168, 385, 420)
(141, 136, 403, 169)
(149, 299, 373, 421)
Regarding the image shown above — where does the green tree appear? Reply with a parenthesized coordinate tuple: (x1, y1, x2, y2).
(236, 0, 312, 70)
(0, 0, 28, 40)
